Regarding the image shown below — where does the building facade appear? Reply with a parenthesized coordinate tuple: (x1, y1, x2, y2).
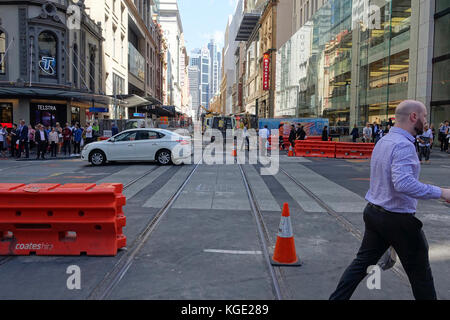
(275, 0, 448, 132)
(0, 0, 106, 127)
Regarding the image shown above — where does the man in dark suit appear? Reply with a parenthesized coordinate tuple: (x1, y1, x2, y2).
(35, 124, 49, 160)
(296, 124, 306, 141)
(17, 120, 29, 158)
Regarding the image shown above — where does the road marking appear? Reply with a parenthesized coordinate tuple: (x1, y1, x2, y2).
(203, 249, 263, 255)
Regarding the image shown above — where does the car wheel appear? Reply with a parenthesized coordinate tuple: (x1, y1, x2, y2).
(156, 150, 172, 166)
(89, 150, 106, 166)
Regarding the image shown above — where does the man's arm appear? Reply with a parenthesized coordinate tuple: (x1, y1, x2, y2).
(391, 143, 443, 200)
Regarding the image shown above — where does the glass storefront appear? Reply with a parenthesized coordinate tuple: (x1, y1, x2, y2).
(276, 0, 413, 132)
(431, 1, 450, 127)
(0, 103, 13, 126)
(30, 103, 67, 127)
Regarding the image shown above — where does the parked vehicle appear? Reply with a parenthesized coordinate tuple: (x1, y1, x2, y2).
(81, 128, 191, 166)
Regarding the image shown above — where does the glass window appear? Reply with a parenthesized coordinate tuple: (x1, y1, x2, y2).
(432, 59, 450, 102)
(137, 130, 162, 140)
(0, 103, 13, 124)
(115, 131, 137, 142)
(0, 31, 5, 74)
(436, 0, 450, 12)
(38, 31, 57, 78)
(434, 13, 450, 58)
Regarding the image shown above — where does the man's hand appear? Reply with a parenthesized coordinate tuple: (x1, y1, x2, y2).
(441, 188, 450, 202)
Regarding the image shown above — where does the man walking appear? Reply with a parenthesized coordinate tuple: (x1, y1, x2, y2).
(62, 123, 72, 156)
(330, 100, 450, 300)
(439, 121, 448, 152)
(17, 120, 29, 158)
(35, 124, 49, 160)
(363, 123, 372, 143)
(418, 124, 433, 164)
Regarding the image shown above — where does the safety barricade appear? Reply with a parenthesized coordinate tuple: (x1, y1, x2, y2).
(295, 141, 336, 158)
(0, 183, 127, 256)
(335, 143, 375, 159)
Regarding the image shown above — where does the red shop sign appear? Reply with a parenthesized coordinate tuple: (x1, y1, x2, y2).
(263, 53, 270, 91)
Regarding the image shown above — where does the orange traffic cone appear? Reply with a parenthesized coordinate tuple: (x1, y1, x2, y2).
(288, 145, 294, 157)
(232, 144, 237, 157)
(271, 203, 302, 267)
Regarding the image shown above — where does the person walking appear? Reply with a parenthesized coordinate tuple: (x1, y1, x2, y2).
(351, 125, 360, 143)
(48, 127, 59, 158)
(17, 120, 29, 159)
(439, 121, 449, 152)
(279, 124, 285, 151)
(112, 122, 119, 137)
(329, 100, 450, 301)
(296, 124, 306, 141)
(35, 124, 49, 160)
(259, 125, 270, 152)
(28, 125, 36, 153)
(363, 123, 372, 143)
(62, 123, 72, 156)
(430, 124, 436, 150)
(417, 124, 433, 165)
(0, 125, 7, 158)
(289, 125, 297, 150)
(9, 124, 18, 158)
(72, 124, 82, 156)
(85, 122, 93, 145)
(322, 126, 329, 142)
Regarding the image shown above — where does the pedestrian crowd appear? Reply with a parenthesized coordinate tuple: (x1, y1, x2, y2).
(0, 120, 105, 160)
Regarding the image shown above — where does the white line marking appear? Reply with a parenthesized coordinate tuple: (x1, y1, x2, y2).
(203, 249, 263, 255)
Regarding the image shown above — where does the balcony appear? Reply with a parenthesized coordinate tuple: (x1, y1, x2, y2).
(128, 43, 145, 82)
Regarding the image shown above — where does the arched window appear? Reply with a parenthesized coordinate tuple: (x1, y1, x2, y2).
(0, 31, 6, 74)
(73, 44, 78, 87)
(89, 50, 96, 92)
(38, 31, 57, 78)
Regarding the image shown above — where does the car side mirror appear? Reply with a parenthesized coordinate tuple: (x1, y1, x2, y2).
(109, 137, 115, 143)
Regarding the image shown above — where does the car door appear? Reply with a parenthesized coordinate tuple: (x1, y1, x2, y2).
(107, 131, 137, 161)
(133, 130, 154, 160)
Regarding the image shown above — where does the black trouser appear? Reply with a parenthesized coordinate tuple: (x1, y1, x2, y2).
(73, 141, 81, 154)
(418, 146, 431, 161)
(37, 142, 47, 159)
(330, 204, 436, 300)
(439, 133, 447, 151)
(50, 142, 57, 157)
(10, 139, 16, 157)
(18, 140, 29, 158)
(63, 140, 71, 155)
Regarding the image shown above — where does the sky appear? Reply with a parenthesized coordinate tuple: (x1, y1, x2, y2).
(178, 0, 239, 54)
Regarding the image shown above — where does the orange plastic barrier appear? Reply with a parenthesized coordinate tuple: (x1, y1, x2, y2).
(295, 141, 336, 158)
(0, 183, 127, 256)
(335, 143, 375, 159)
(306, 136, 323, 141)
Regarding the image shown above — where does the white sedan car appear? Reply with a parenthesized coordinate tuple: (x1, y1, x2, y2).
(81, 129, 191, 166)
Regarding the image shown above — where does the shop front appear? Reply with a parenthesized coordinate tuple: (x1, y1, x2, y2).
(30, 102, 67, 127)
(0, 102, 13, 128)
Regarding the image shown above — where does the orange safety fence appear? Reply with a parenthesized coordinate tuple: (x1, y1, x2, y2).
(295, 141, 337, 158)
(0, 183, 126, 256)
(335, 143, 375, 159)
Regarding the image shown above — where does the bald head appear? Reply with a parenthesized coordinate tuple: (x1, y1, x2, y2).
(395, 100, 426, 124)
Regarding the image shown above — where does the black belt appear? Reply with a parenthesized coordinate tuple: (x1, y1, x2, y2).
(368, 203, 414, 216)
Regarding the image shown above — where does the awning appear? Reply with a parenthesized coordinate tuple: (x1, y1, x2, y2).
(113, 94, 163, 108)
(0, 86, 113, 105)
(114, 94, 149, 108)
(145, 105, 175, 117)
(235, 12, 261, 41)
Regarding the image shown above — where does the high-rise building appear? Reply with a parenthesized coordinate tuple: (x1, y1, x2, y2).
(200, 47, 211, 108)
(188, 65, 200, 115)
(208, 39, 220, 98)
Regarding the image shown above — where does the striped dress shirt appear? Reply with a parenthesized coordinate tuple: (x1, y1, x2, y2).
(365, 127, 442, 214)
